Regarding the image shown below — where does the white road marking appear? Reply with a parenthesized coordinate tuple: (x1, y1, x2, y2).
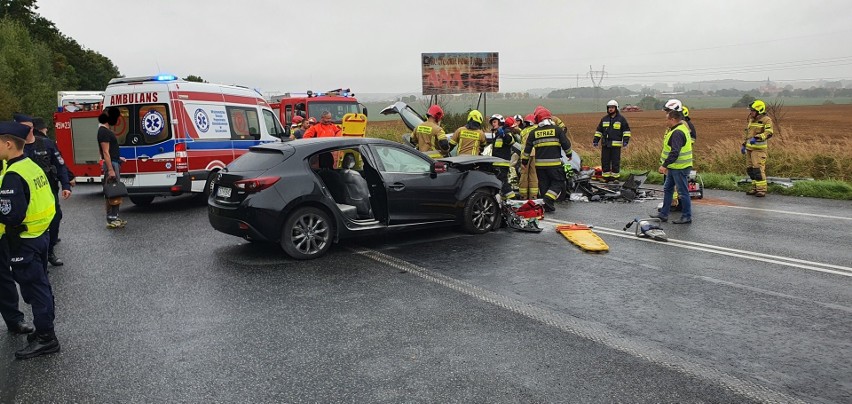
(711, 205, 852, 221)
(350, 247, 803, 404)
(542, 219, 852, 278)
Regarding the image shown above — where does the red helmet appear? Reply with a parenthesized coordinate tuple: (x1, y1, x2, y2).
(307, 117, 317, 124)
(504, 116, 515, 127)
(534, 107, 552, 124)
(427, 105, 444, 120)
(292, 116, 304, 124)
(524, 114, 535, 124)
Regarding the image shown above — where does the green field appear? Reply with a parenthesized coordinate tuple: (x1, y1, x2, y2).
(365, 96, 852, 121)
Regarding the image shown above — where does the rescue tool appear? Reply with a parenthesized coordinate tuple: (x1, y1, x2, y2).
(501, 199, 544, 233)
(623, 218, 668, 242)
(555, 223, 609, 252)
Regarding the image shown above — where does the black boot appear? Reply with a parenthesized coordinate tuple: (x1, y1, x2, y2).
(48, 251, 64, 266)
(7, 322, 34, 334)
(16, 332, 60, 359)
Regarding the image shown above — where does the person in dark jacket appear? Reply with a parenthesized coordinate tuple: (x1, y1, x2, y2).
(593, 100, 631, 183)
(521, 107, 572, 212)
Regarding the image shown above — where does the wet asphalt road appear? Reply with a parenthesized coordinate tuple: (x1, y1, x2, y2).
(0, 184, 850, 403)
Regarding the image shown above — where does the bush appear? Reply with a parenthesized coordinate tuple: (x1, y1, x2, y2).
(731, 94, 756, 108)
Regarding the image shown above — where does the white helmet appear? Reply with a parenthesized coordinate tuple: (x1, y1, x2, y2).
(663, 99, 683, 112)
(606, 100, 619, 109)
(489, 114, 504, 124)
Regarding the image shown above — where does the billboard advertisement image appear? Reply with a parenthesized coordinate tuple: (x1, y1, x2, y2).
(422, 52, 499, 95)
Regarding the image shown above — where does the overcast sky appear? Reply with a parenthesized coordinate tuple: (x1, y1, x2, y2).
(36, 0, 852, 95)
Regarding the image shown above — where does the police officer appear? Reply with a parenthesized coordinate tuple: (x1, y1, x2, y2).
(593, 100, 632, 183)
(521, 107, 572, 212)
(17, 115, 72, 266)
(0, 121, 60, 359)
(412, 105, 448, 159)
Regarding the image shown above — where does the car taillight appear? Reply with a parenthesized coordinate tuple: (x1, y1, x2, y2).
(233, 176, 280, 193)
(175, 142, 188, 172)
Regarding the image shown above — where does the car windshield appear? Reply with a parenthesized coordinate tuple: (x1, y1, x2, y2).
(307, 102, 360, 123)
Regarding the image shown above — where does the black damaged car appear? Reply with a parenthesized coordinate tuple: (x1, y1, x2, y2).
(208, 137, 504, 259)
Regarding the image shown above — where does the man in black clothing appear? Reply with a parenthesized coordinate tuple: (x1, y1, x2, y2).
(19, 116, 72, 266)
(97, 110, 126, 228)
(521, 107, 573, 212)
(593, 100, 632, 183)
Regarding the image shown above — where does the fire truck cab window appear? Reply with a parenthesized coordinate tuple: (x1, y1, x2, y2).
(308, 102, 360, 123)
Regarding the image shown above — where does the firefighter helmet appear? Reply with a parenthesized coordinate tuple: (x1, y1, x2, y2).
(504, 116, 515, 127)
(467, 110, 483, 125)
(292, 115, 304, 124)
(682, 106, 690, 117)
(749, 100, 766, 114)
(489, 114, 504, 124)
(663, 99, 683, 112)
(606, 100, 619, 109)
(427, 105, 444, 120)
(524, 114, 535, 125)
(513, 114, 523, 124)
(534, 107, 552, 124)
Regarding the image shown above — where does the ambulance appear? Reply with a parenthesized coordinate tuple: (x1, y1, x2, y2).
(54, 75, 287, 205)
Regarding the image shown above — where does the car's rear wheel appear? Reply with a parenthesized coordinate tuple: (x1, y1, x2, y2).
(280, 207, 333, 260)
(463, 190, 499, 234)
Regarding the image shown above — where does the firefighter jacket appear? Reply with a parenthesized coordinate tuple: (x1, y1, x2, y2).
(450, 126, 487, 156)
(412, 120, 447, 159)
(744, 114, 773, 150)
(303, 123, 341, 138)
(490, 126, 515, 167)
(685, 118, 696, 141)
(594, 113, 631, 147)
(659, 122, 693, 169)
(521, 122, 572, 167)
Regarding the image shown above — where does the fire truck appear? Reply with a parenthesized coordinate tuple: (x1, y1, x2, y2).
(269, 88, 367, 134)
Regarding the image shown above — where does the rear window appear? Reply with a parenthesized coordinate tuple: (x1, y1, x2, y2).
(227, 150, 287, 171)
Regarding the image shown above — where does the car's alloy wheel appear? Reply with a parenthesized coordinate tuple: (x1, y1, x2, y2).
(463, 190, 498, 234)
(281, 207, 332, 259)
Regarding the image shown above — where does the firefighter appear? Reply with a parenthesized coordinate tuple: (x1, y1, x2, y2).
(593, 100, 632, 183)
(0, 121, 60, 359)
(488, 114, 504, 138)
(521, 107, 572, 212)
(651, 110, 693, 224)
(449, 110, 487, 156)
(742, 100, 773, 197)
(19, 116, 72, 267)
(411, 105, 448, 159)
(517, 114, 539, 200)
(682, 106, 697, 142)
(303, 111, 341, 138)
(491, 116, 517, 200)
(289, 116, 308, 140)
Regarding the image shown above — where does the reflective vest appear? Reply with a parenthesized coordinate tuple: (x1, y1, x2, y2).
(452, 128, 485, 156)
(659, 123, 693, 169)
(0, 158, 56, 238)
(413, 123, 444, 159)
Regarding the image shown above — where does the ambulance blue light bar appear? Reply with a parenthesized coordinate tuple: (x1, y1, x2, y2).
(108, 75, 181, 85)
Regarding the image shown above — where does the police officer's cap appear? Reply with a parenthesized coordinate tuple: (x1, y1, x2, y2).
(0, 121, 31, 140)
(32, 117, 47, 130)
(13, 113, 33, 123)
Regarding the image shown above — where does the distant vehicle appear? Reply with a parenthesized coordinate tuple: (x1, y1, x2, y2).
(269, 89, 367, 136)
(54, 75, 286, 205)
(621, 105, 642, 112)
(208, 137, 504, 259)
(56, 91, 104, 112)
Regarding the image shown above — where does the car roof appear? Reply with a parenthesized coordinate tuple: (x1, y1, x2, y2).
(250, 137, 404, 156)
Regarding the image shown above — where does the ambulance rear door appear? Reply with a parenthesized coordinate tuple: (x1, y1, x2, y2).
(54, 109, 105, 181)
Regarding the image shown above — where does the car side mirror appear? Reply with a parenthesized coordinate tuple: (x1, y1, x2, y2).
(431, 161, 447, 176)
(362, 106, 368, 117)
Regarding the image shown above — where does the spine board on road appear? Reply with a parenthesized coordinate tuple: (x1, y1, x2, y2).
(555, 223, 609, 252)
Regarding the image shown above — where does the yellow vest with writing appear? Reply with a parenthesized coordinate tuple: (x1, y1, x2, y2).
(0, 158, 56, 238)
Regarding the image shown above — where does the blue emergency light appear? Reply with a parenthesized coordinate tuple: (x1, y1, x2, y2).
(155, 75, 177, 81)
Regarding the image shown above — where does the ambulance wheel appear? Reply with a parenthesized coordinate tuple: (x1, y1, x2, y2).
(129, 196, 154, 206)
(280, 207, 333, 260)
(463, 190, 499, 234)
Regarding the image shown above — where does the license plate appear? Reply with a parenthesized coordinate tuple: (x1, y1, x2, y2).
(216, 186, 232, 198)
(120, 177, 134, 187)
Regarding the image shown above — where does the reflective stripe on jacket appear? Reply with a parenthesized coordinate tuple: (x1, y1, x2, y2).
(744, 115, 773, 150)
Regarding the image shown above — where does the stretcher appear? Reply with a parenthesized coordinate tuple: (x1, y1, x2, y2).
(555, 223, 609, 252)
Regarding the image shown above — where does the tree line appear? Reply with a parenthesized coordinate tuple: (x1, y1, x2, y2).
(0, 0, 120, 128)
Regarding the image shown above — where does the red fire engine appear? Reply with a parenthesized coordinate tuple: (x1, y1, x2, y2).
(269, 88, 367, 134)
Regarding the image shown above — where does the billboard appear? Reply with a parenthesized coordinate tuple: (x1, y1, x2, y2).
(421, 52, 499, 95)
